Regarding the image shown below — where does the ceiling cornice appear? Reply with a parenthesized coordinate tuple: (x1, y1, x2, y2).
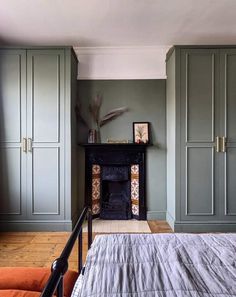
(73, 46, 171, 80)
(74, 46, 170, 55)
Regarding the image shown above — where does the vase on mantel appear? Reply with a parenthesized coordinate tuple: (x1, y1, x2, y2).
(88, 127, 101, 143)
(88, 129, 96, 143)
(96, 125, 101, 143)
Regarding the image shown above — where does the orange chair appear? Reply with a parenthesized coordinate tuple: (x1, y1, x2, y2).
(0, 267, 78, 297)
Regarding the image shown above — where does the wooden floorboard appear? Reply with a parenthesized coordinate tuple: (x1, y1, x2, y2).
(148, 220, 173, 233)
(0, 221, 172, 271)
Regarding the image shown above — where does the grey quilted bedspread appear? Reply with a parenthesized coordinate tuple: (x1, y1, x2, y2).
(79, 233, 236, 296)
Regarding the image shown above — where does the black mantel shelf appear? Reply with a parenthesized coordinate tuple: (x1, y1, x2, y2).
(79, 143, 152, 148)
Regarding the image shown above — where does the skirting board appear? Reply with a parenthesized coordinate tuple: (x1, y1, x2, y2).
(166, 212, 236, 232)
(166, 211, 175, 230)
(147, 211, 166, 220)
(0, 221, 73, 232)
(174, 223, 236, 233)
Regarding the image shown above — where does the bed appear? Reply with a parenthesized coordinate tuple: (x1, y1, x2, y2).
(41, 208, 236, 297)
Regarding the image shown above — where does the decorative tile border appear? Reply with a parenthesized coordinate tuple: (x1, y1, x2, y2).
(131, 164, 139, 216)
(92, 164, 140, 217)
(92, 165, 101, 215)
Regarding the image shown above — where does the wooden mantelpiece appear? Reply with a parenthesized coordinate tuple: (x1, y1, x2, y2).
(80, 143, 150, 220)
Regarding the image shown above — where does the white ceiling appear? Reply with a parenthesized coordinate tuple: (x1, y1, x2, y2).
(1, 0, 236, 47)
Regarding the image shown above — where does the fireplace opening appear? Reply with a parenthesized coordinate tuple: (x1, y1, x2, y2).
(100, 166, 132, 220)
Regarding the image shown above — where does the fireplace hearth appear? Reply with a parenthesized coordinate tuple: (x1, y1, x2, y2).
(81, 143, 149, 220)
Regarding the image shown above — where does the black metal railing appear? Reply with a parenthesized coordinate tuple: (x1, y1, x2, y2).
(40, 207, 92, 297)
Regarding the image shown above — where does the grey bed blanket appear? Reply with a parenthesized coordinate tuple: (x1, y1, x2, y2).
(80, 233, 236, 296)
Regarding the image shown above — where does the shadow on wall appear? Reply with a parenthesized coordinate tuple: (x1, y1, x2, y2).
(76, 88, 94, 144)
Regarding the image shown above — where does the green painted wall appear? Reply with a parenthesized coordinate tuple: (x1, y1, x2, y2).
(77, 80, 166, 219)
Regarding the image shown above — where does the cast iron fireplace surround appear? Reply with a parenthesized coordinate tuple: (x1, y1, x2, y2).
(82, 144, 148, 220)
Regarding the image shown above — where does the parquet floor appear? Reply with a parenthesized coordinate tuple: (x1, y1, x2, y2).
(0, 220, 172, 271)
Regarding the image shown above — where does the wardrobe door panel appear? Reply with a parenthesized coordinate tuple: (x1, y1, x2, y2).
(185, 147, 214, 216)
(184, 51, 216, 143)
(0, 50, 27, 219)
(30, 54, 60, 143)
(27, 50, 65, 220)
(220, 49, 236, 220)
(0, 52, 22, 142)
(180, 49, 220, 221)
(0, 148, 22, 215)
(32, 148, 60, 215)
(223, 51, 236, 142)
(224, 148, 236, 216)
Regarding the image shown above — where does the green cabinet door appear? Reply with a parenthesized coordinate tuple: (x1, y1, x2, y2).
(180, 48, 221, 222)
(0, 50, 27, 220)
(167, 46, 236, 232)
(220, 49, 236, 221)
(0, 47, 77, 231)
(26, 49, 65, 221)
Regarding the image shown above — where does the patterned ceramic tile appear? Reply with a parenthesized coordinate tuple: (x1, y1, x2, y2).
(92, 165, 101, 174)
(131, 164, 139, 216)
(91, 164, 140, 217)
(92, 164, 101, 215)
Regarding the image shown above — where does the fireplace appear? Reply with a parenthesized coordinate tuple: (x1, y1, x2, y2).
(100, 166, 131, 219)
(82, 144, 148, 220)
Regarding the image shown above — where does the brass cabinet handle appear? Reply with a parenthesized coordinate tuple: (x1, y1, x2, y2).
(222, 136, 227, 153)
(28, 138, 32, 152)
(22, 138, 27, 153)
(216, 136, 220, 152)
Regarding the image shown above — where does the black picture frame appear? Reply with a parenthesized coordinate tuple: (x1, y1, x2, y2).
(133, 122, 150, 144)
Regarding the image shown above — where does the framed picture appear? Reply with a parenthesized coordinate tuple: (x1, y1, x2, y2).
(133, 122, 150, 144)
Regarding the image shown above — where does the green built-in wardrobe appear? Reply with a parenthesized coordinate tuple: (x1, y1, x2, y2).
(0, 47, 79, 231)
(166, 46, 236, 232)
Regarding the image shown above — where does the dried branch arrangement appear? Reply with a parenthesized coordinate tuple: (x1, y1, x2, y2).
(89, 94, 128, 128)
(75, 94, 129, 130)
